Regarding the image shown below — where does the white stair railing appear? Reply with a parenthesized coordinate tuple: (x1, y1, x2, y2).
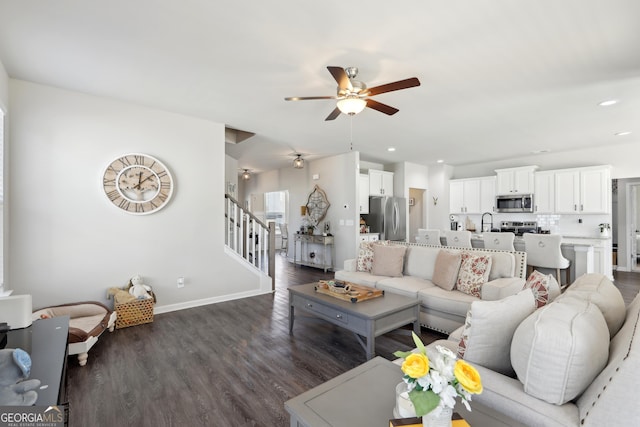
(225, 194, 275, 290)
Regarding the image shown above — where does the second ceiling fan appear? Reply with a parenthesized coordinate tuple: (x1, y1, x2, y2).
(285, 66, 421, 121)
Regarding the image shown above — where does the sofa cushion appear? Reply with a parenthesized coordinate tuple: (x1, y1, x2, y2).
(511, 296, 610, 405)
(456, 289, 536, 376)
(403, 245, 441, 279)
(559, 273, 626, 337)
(334, 270, 390, 288)
(432, 250, 462, 291)
(418, 286, 479, 318)
(376, 276, 435, 299)
(523, 270, 561, 308)
(456, 253, 492, 297)
(488, 252, 516, 281)
(356, 240, 390, 272)
(371, 244, 407, 277)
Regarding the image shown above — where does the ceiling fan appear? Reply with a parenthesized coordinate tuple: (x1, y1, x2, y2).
(285, 66, 420, 121)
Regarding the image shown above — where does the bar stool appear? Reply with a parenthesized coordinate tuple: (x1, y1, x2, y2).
(482, 232, 515, 251)
(416, 229, 442, 246)
(444, 230, 472, 248)
(523, 233, 570, 285)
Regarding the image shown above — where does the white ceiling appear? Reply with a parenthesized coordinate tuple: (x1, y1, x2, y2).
(1, 0, 639, 174)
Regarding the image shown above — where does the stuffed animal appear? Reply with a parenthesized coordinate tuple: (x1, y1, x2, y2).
(106, 287, 137, 304)
(127, 275, 153, 300)
(0, 348, 41, 406)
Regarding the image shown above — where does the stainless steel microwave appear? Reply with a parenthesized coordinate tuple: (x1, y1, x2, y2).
(495, 194, 534, 213)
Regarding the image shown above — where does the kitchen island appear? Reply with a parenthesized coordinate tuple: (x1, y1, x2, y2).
(439, 235, 613, 281)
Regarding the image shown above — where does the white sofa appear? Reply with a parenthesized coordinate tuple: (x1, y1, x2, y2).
(430, 273, 636, 427)
(335, 242, 527, 333)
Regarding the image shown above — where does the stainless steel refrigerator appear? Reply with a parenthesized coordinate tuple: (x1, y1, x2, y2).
(368, 196, 407, 241)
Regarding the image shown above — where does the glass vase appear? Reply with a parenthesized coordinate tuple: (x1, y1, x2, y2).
(394, 382, 417, 418)
(422, 406, 453, 427)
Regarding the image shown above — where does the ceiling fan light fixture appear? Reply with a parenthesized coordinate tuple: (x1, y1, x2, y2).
(337, 96, 366, 116)
(241, 169, 251, 180)
(293, 155, 304, 169)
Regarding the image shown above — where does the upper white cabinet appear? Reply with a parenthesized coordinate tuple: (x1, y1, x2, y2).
(554, 166, 610, 214)
(369, 170, 394, 196)
(495, 166, 538, 195)
(450, 177, 495, 214)
(359, 174, 370, 214)
(534, 171, 555, 213)
(479, 176, 496, 213)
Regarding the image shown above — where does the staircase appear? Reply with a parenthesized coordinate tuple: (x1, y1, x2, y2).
(224, 194, 275, 290)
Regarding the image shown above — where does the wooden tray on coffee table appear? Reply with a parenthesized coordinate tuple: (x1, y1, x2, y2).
(315, 280, 384, 303)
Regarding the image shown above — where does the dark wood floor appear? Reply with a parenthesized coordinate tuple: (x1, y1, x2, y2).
(65, 254, 444, 427)
(65, 255, 640, 427)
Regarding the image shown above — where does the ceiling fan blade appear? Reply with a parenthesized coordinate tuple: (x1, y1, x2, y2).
(327, 66, 353, 92)
(366, 99, 399, 116)
(365, 77, 421, 96)
(325, 107, 342, 121)
(285, 95, 338, 101)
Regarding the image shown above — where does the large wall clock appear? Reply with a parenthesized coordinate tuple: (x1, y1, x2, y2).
(102, 153, 174, 215)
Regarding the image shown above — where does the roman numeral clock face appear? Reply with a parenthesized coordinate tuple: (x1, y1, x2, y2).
(103, 153, 174, 215)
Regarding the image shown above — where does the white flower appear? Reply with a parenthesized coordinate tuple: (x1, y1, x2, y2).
(438, 384, 459, 409)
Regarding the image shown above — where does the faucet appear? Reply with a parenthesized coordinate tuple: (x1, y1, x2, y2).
(481, 212, 493, 233)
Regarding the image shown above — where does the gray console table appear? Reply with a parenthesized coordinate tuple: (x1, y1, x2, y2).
(293, 234, 334, 272)
(285, 356, 400, 427)
(289, 283, 420, 360)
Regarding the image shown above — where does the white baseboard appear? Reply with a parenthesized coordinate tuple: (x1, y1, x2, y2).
(154, 288, 273, 315)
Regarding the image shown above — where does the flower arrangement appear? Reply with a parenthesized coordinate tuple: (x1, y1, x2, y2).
(393, 332, 483, 417)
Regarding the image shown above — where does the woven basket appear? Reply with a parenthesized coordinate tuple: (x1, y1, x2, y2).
(115, 297, 154, 329)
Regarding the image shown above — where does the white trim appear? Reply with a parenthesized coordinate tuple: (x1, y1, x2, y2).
(153, 288, 273, 315)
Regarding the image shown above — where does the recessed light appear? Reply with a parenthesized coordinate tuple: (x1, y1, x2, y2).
(387, 147, 396, 152)
(615, 131, 631, 136)
(436, 159, 444, 163)
(530, 149, 550, 154)
(598, 99, 618, 106)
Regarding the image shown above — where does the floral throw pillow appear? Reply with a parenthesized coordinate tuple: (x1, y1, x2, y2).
(523, 270, 554, 308)
(356, 240, 388, 272)
(455, 253, 492, 298)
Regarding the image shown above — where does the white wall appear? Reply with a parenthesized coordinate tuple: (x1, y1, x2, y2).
(0, 59, 8, 289)
(428, 164, 454, 231)
(8, 80, 266, 310)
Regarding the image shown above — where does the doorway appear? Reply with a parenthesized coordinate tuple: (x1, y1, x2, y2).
(408, 188, 426, 243)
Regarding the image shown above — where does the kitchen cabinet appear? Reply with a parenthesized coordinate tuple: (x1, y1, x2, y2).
(359, 174, 370, 214)
(369, 170, 394, 196)
(554, 166, 610, 214)
(495, 166, 538, 195)
(449, 178, 480, 213)
(534, 171, 555, 213)
(450, 176, 495, 214)
(479, 176, 496, 213)
(359, 233, 379, 243)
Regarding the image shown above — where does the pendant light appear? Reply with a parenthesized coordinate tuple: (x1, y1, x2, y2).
(241, 169, 251, 180)
(293, 154, 304, 169)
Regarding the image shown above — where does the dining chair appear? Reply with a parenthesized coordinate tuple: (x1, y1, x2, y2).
(523, 233, 570, 285)
(482, 232, 515, 251)
(417, 229, 442, 246)
(444, 230, 473, 248)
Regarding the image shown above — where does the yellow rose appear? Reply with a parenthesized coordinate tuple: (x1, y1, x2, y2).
(401, 353, 430, 378)
(454, 360, 483, 394)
